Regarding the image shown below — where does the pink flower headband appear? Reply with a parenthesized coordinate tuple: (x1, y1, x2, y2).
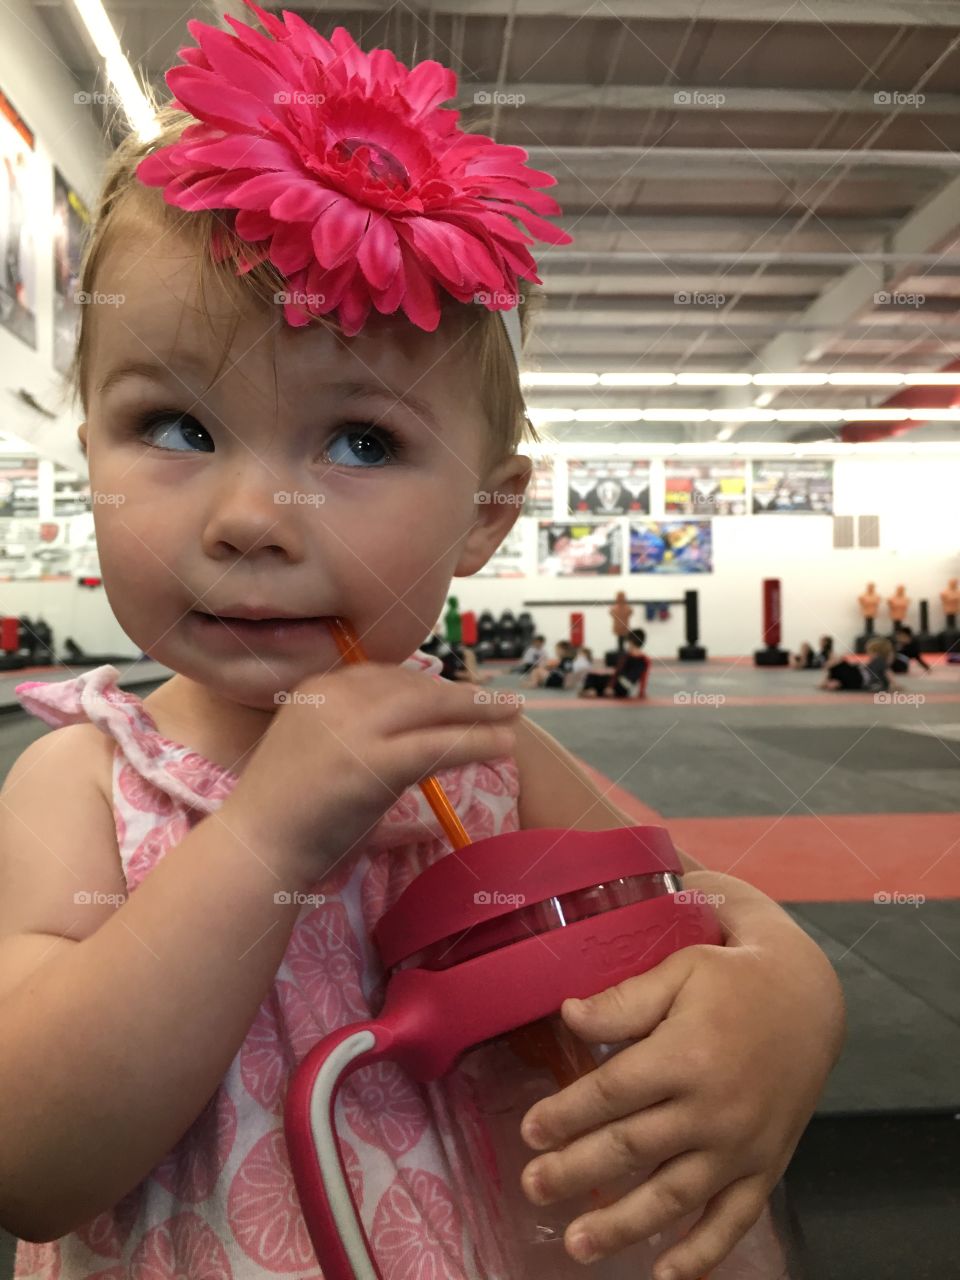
(135, 0, 572, 361)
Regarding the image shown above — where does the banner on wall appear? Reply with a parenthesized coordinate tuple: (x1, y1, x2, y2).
(0, 518, 72, 580)
(521, 456, 555, 516)
(752, 459, 833, 513)
(53, 170, 91, 376)
(665, 460, 747, 516)
(0, 455, 39, 517)
(538, 520, 622, 575)
(0, 87, 39, 349)
(629, 519, 713, 573)
(53, 462, 91, 516)
(475, 522, 526, 577)
(568, 458, 650, 516)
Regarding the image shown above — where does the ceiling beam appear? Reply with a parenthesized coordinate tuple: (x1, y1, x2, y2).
(525, 146, 960, 173)
(718, 172, 960, 419)
(464, 84, 960, 116)
(338, 0, 960, 25)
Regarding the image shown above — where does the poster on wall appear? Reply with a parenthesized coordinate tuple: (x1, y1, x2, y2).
(630, 519, 713, 573)
(0, 88, 39, 349)
(475, 522, 526, 577)
(53, 462, 91, 516)
(0, 518, 72, 580)
(538, 520, 622, 575)
(53, 170, 90, 376)
(0, 455, 39, 517)
(522, 456, 555, 517)
(752, 459, 833, 513)
(665, 460, 747, 516)
(568, 458, 650, 516)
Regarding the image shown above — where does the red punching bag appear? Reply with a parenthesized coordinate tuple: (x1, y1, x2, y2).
(1, 617, 18, 652)
(762, 578, 782, 647)
(570, 612, 584, 647)
(461, 610, 477, 646)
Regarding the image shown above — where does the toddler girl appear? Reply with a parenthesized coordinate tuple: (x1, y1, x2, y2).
(0, 6, 845, 1279)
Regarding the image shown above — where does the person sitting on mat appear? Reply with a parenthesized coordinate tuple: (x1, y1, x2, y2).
(579, 630, 650, 698)
(513, 634, 546, 676)
(792, 636, 834, 670)
(892, 624, 932, 674)
(524, 639, 576, 689)
(818, 637, 899, 693)
(791, 642, 817, 670)
(570, 645, 594, 690)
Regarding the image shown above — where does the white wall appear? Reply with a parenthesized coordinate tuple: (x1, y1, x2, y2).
(457, 452, 960, 658)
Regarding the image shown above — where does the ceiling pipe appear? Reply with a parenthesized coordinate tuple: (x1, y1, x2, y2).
(841, 358, 960, 443)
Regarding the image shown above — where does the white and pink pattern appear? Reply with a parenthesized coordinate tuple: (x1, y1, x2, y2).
(12, 652, 520, 1279)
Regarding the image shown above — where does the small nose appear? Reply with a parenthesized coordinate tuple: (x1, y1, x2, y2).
(201, 463, 313, 561)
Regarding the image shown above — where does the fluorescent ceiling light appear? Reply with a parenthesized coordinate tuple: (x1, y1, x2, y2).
(599, 373, 676, 386)
(677, 372, 752, 386)
(828, 372, 904, 386)
(521, 372, 599, 387)
(71, 0, 158, 141)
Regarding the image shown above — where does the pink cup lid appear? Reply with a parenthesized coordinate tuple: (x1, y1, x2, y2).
(373, 825, 681, 970)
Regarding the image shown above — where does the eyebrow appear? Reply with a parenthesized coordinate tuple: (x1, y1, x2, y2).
(96, 361, 440, 430)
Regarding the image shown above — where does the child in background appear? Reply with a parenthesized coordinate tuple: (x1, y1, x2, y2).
(570, 645, 594, 691)
(819, 637, 898, 692)
(514, 632, 547, 676)
(0, 7, 845, 1280)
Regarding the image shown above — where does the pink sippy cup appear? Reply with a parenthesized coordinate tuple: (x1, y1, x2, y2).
(282, 823, 774, 1280)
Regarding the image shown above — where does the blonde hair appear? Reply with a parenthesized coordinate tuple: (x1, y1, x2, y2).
(69, 102, 545, 469)
(866, 638, 893, 659)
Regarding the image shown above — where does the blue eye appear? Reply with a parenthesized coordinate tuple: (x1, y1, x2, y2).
(326, 424, 402, 468)
(139, 411, 213, 453)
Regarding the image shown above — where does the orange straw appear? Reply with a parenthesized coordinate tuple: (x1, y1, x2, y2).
(326, 617, 472, 850)
(326, 618, 708, 1280)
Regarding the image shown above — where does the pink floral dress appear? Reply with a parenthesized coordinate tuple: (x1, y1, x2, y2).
(11, 651, 521, 1280)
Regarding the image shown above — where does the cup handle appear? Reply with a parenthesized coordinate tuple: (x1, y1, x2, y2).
(284, 1019, 399, 1280)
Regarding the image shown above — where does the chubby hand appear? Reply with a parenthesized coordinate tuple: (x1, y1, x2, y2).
(518, 940, 842, 1279)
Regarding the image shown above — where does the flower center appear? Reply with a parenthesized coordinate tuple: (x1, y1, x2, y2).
(333, 137, 410, 188)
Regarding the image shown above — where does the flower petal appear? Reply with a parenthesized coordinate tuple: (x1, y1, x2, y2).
(357, 215, 401, 292)
(311, 200, 370, 271)
(270, 184, 340, 223)
(180, 134, 296, 172)
(166, 66, 268, 132)
(230, 171, 301, 209)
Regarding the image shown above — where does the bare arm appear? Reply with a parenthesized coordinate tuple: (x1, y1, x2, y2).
(0, 727, 313, 1242)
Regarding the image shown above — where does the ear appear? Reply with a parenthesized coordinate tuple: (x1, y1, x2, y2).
(77, 421, 88, 458)
(453, 453, 532, 577)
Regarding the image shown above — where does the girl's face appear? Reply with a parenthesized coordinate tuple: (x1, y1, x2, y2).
(79, 235, 529, 710)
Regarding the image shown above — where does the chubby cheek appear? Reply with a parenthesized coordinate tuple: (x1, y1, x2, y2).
(335, 487, 474, 660)
(92, 504, 185, 646)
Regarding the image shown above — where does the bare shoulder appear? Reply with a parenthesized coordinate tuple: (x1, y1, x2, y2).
(0, 722, 126, 952)
(511, 713, 633, 831)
